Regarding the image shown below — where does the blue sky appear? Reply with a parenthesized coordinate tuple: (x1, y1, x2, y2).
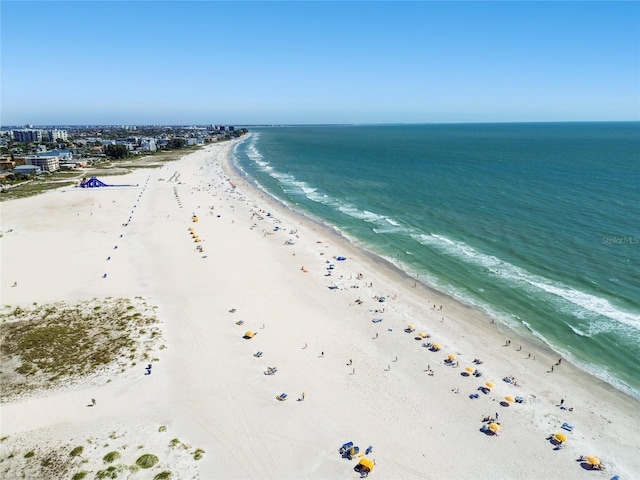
(2, 1, 639, 125)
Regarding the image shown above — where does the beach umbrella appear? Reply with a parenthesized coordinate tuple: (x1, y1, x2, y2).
(432, 343, 441, 350)
(418, 332, 427, 338)
(505, 395, 515, 403)
(486, 381, 495, 388)
(466, 366, 475, 373)
(448, 354, 457, 361)
(554, 433, 567, 443)
(407, 324, 415, 330)
(585, 456, 600, 466)
(488, 423, 501, 433)
(243, 331, 254, 339)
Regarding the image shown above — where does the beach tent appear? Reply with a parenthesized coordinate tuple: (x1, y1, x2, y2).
(586, 456, 600, 466)
(354, 458, 374, 476)
(554, 433, 567, 443)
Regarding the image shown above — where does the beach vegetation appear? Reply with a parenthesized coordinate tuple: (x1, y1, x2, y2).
(158, 425, 167, 432)
(154, 471, 172, 480)
(96, 465, 125, 479)
(103, 451, 121, 463)
(0, 436, 9, 442)
(169, 438, 180, 447)
(193, 449, 204, 460)
(135, 454, 159, 469)
(24, 451, 35, 458)
(71, 471, 88, 480)
(0, 298, 161, 401)
(69, 446, 84, 457)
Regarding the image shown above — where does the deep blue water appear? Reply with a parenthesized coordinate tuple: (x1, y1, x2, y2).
(231, 123, 640, 399)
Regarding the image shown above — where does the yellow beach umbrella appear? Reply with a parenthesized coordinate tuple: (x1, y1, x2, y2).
(488, 423, 501, 433)
(407, 324, 415, 330)
(505, 395, 515, 403)
(432, 343, 441, 350)
(418, 332, 427, 338)
(554, 433, 567, 443)
(448, 354, 457, 361)
(466, 366, 475, 373)
(486, 381, 495, 388)
(585, 456, 600, 466)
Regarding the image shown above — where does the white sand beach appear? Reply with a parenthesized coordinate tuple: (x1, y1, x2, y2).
(1, 139, 638, 479)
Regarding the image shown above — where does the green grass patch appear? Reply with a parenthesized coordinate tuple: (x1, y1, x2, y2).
(96, 465, 125, 479)
(193, 448, 204, 460)
(154, 472, 172, 480)
(0, 298, 161, 400)
(169, 438, 180, 448)
(135, 454, 159, 469)
(72, 471, 88, 480)
(24, 451, 35, 458)
(69, 446, 84, 457)
(103, 451, 121, 463)
(158, 425, 167, 432)
(0, 180, 78, 201)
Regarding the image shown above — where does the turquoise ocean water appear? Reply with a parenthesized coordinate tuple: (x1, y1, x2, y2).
(230, 123, 640, 399)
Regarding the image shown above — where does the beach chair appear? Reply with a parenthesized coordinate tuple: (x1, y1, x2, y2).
(276, 393, 287, 401)
(235, 320, 244, 325)
(339, 442, 353, 455)
(342, 445, 359, 460)
(253, 351, 263, 357)
(561, 422, 574, 432)
(229, 308, 237, 313)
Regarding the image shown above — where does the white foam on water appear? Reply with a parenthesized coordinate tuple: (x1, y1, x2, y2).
(527, 280, 640, 331)
(524, 322, 639, 400)
(412, 232, 640, 334)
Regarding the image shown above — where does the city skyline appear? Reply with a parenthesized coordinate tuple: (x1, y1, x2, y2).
(2, 1, 639, 125)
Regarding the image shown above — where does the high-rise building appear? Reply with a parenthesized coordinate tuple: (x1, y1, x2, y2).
(48, 129, 68, 142)
(13, 129, 43, 143)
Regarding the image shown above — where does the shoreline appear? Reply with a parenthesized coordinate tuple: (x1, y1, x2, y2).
(224, 134, 638, 404)
(1, 140, 638, 479)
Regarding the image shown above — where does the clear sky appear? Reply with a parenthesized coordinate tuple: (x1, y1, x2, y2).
(1, 1, 639, 125)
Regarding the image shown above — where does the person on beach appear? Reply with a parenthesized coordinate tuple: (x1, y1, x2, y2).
(91, 398, 96, 406)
